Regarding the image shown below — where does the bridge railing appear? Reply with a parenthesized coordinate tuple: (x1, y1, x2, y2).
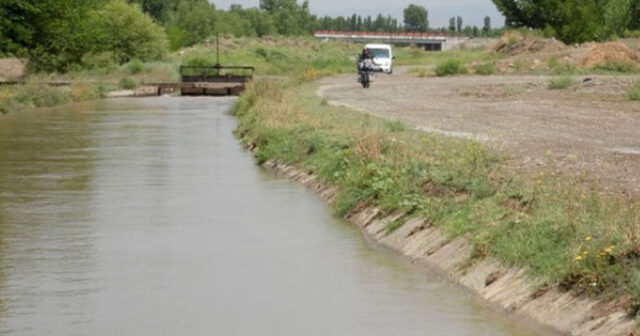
(314, 30, 450, 38)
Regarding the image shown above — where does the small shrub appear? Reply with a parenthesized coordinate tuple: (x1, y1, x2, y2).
(14, 86, 37, 104)
(435, 59, 468, 76)
(551, 63, 578, 75)
(96, 83, 114, 98)
(30, 86, 72, 107)
(126, 59, 145, 74)
(82, 52, 117, 70)
(0, 89, 18, 114)
(255, 47, 268, 58)
(386, 119, 406, 132)
(512, 60, 532, 72)
(119, 77, 138, 90)
(182, 56, 216, 76)
(416, 68, 428, 77)
(548, 76, 575, 89)
(595, 60, 638, 73)
(548, 56, 578, 75)
(435, 58, 467, 77)
(70, 82, 98, 102)
(475, 62, 497, 75)
(627, 81, 640, 101)
(547, 55, 560, 69)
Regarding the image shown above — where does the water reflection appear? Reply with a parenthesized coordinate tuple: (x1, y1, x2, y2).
(0, 97, 538, 336)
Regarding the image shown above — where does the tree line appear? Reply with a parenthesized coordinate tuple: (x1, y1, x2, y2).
(493, 0, 640, 43)
(317, 5, 501, 38)
(0, 0, 498, 72)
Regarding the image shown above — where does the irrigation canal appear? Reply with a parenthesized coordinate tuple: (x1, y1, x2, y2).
(0, 97, 538, 335)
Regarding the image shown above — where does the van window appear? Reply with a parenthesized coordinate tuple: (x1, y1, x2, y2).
(368, 48, 390, 58)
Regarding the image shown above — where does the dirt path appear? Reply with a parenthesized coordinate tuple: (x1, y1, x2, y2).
(318, 69, 640, 196)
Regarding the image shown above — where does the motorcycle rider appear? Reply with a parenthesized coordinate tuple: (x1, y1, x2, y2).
(357, 48, 373, 72)
(357, 48, 376, 88)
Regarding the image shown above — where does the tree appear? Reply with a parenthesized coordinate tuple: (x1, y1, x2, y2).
(449, 17, 456, 31)
(350, 14, 357, 31)
(127, 0, 178, 23)
(373, 14, 385, 31)
(365, 16, 373, 31)
(456, 16, 463, 32)
(483, 15, 491, 34)
(403, 4, 428, 32)
(165, 0, 216, 48)
(87, 0, 168, 63)
(490, 0, 611, 43)
(463, 25, 473, 37)
(259, 0, 280, 12)
(630, 0, 640, 30)
(0, 0, 104, 71)
(244, 8, 276, 37)
(259, 0, 314, 35)
(602, 0, 632, 37)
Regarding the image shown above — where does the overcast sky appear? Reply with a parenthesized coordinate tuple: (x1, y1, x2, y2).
(211, 0, 504, 28)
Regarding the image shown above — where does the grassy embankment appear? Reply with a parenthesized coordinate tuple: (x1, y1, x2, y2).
(0, 60, 178, 114)
(231, 41, 640, 317)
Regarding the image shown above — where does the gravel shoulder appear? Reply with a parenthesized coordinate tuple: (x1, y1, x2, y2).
(318, 69, 640, 197)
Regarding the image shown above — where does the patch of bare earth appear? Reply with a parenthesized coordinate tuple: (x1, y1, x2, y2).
(0, 58, 26, 80)
(318, 71, 640, 197)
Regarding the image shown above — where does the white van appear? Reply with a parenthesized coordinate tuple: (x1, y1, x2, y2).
(364, 43, 394, 74)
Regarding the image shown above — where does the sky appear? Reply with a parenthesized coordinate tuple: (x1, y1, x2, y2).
(211, 0, 505, 28)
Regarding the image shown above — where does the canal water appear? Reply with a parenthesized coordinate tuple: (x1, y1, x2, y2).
(0, 97, 538, 335)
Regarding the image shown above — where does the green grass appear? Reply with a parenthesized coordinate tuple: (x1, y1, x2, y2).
(627, 81, 640, 101)
(414, 67, 429, 78)
(394, 48, 503, 67)
(233, 76, 640, 307)
(548, 76, 576, 89)
(547, 56, 579, 75)
(434, 59, 468, 76)
(385, 119, 407, 132)
(118, 77, 138, 89)
(475, 62, 497, 75)
(594, 60, 639, 74)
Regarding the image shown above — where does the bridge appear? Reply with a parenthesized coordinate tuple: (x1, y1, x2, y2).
(314, 31, 468, 51)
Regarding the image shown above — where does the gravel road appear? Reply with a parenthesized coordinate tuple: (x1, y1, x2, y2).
(318, 69, 640, 196)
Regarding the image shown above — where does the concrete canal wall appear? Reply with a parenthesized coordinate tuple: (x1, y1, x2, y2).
(261, 159, 636, 336)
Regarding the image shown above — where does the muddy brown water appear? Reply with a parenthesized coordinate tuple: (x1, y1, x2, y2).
(0, 97, 539, 335)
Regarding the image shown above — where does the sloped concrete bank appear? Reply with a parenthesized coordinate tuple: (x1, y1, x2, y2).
(261, 159, 636, 336)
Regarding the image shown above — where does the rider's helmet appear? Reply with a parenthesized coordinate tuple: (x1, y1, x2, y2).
(362, 48, 371, 59)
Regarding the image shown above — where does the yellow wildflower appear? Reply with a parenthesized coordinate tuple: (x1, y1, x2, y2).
(583, 251, 589, 255)
(585, 236, 592, 241)
(575, 255, 583, 261)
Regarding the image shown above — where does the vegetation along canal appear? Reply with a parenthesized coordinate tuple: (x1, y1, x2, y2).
(0, 97, 538, 335)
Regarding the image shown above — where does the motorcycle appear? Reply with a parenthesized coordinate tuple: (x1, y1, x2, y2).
(357, 58, 374, 89)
